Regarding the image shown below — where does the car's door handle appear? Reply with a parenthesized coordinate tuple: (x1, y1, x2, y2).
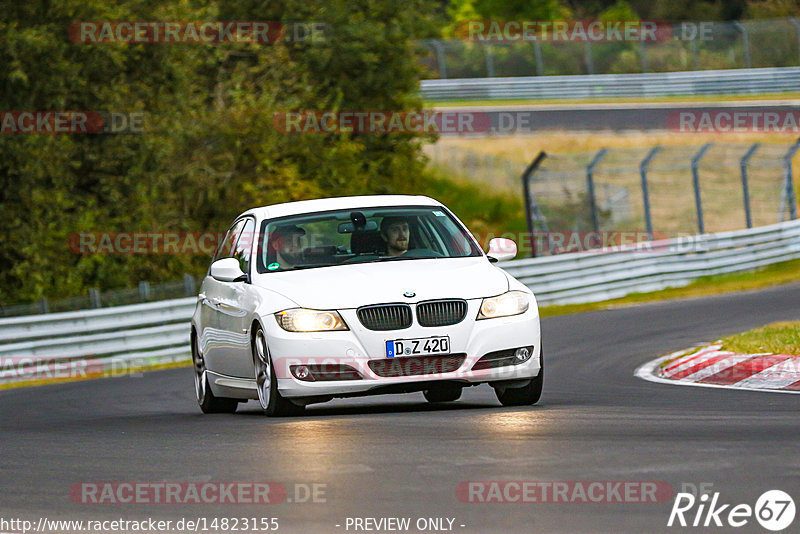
(200, 295, 221, 307)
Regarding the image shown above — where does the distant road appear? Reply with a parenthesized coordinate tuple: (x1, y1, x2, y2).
(435, 99, 800, 133)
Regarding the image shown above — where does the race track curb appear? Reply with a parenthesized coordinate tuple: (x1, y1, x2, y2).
(635, 344, 800, 394)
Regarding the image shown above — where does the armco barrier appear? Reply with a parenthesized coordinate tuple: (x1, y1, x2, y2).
(1, 218, 798, 386)
(502, 219, 800, 304)
(0, 298, 195, 387)
(420, 67, 800, 101)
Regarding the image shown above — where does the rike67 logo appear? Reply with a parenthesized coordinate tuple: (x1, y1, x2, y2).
(668, 490, 795, 531)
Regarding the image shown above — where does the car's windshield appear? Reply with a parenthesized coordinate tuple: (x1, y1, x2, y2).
(256, 205, 482, 273)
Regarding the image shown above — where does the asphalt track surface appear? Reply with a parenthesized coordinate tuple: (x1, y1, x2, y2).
(2, 283, 800, 533)
(436, 100, 800, 132)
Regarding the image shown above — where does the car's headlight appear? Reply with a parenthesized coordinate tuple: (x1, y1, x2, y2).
(275, 309, 349, 332)
(477, 290, 530, 320)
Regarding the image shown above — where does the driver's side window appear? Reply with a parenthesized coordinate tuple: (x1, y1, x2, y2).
(213, 219, 246, 263)
(231, 218, 255, 275)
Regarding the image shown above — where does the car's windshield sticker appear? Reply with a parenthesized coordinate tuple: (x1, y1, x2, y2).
(267, 262, 280, 271)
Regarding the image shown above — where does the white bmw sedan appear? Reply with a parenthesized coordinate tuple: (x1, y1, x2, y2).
(191, 195, 542, 416)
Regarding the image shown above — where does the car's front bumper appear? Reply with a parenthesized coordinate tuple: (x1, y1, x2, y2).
(265, 299, 541, 399)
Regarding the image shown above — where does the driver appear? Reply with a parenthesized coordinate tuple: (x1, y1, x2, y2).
(380, 216, 410, 257)
(268, 224, 305, 269)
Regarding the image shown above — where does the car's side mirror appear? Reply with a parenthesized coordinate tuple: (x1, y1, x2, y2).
(487, 237, 517, 262)
(210, 258, 247, 282)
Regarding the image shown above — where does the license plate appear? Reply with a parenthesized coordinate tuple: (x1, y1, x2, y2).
(386, 336, 450, 358)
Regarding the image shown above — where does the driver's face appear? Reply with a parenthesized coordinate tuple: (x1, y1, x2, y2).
(383, 222, 409, 254)
(273, 231, 304, 260)
(282, 232, 304, 255)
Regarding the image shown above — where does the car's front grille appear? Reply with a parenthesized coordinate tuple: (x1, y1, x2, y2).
(416, 299, 468, 327)
(368, 354, 467, 378)
(357, 304, 412, 331)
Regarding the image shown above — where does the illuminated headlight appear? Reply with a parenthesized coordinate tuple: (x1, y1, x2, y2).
(477, 291, 530, 320)
(275, 309, 348, 332)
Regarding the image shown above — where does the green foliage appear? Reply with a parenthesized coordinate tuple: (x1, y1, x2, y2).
(0, 0, 441, 304)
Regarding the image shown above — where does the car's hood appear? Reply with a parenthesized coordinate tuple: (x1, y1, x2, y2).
(253, 257, 509, 309)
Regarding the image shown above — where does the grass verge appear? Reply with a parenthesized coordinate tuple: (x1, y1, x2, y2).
(538, 258, 800, 318)
(720, 321, 800, 355)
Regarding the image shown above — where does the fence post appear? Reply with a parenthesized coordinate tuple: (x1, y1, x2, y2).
(791, 18, 800, 65)
(691, 143, 713, 235)
(533, 41, 544, 75)
(586, 148, 608, 235)
(139, 281, 151, 302)
(640, 146, 661, 240)
(522, 151, 547, 257)
(89, 289, 101, 309)
(584, 41, 594, 74)
(733, 21, 752, 68)
(740, 143, 760, 228)
(39, 297, 49, 314)
(183, 274, 196, 296)
(484, 43, 496, 77)
(782, 138, 800, 220)
(428, 40, 448, 79)
(639, 41, 648, 72)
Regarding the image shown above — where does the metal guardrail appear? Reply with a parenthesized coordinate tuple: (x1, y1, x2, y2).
(0, 298, 195, 386)
(503, 218, 800, 304)
(1, 218, 798, 386)
(0, 297, 195, 344)
(420, 67, 800, 101)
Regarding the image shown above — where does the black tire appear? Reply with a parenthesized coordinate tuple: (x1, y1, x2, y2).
(423, 385, 463, 403)
(495, 350, 543, 407)
(192, 333, 238, 414)
(253, 325, 305, 417)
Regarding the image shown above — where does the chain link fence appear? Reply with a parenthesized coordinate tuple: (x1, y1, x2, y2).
(420, 18, 800, 79)
(524, 141, 800, 255)
(426, 140, 800, 255)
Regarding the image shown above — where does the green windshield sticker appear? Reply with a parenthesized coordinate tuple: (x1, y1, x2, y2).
(267, 262, 280, 271)
(433, 210, 445, 216)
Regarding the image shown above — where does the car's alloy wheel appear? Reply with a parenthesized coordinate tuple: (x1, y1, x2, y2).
(254, 329, 272, 410)
(192, 334, 238, 414)
(252, 325, 304, 417)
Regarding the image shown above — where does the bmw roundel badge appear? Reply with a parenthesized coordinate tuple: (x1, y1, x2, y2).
(403, 291, 416, 298)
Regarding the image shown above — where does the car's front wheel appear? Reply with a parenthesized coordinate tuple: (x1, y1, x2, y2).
(495, 350, 543, 407)
(192, 333, 238, 414)
(253, 325, 304, 417)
